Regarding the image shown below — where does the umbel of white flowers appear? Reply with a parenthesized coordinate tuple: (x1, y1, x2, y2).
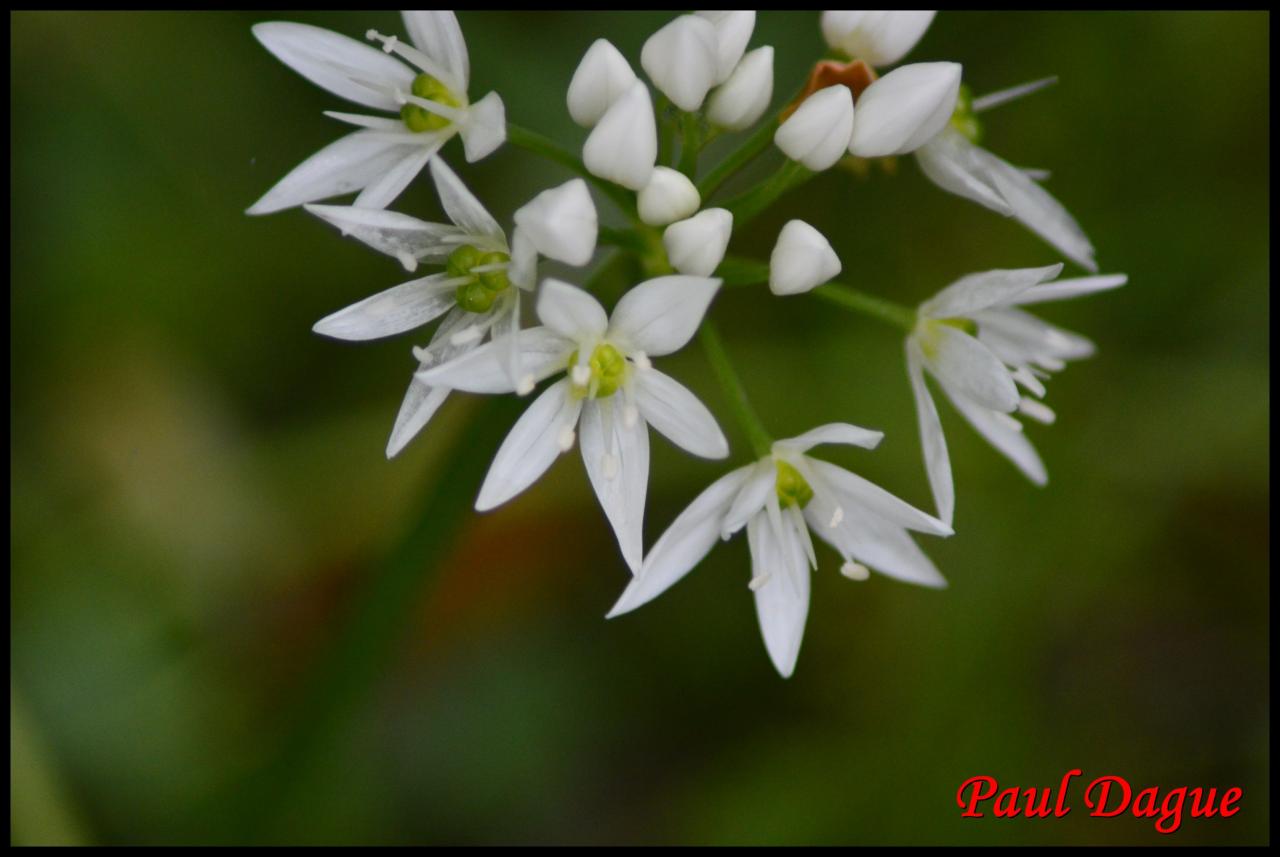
(249, 11, 505, 214)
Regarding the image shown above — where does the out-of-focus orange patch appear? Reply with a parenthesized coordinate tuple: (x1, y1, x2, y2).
(781, 59, 879, 121)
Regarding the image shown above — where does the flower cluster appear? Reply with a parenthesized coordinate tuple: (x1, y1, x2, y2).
(251, 10, 1126, 678)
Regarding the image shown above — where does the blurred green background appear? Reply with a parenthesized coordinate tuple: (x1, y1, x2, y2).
(10, 10, 1269, 846)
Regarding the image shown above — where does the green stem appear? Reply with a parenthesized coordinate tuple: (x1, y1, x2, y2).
(678, 112, 701, 179)
(811, 283, 918, 331)
(506, 122, 638, 222)
(699, 321, 773, 458)
(656, 95, 674, 166)
(597, 225, 649, 255)
(714, 255, 770, 287)
(696, 117, 779, 199)
(722, 159, 813, 225)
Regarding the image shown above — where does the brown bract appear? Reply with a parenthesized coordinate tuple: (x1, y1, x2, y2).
(780, 59, 879, 121)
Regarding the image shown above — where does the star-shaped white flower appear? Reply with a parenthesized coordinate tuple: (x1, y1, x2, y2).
(248, 11, 505, 214)
(915, 77, 1098, 271)
(306, 158, 597, 457)
(906, 264, 1128, 525)
(609, 423, 953, 677)
(417, 277, 730, 571)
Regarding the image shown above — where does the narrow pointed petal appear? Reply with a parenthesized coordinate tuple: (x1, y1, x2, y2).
(415, 326, 574, 392)
(312, 272, 459, 340)
(641, 14, 720, 112)
(632, 369, 729, 459)
(567, 39, 638, 127)
(459, 91, 507, 162)
(305, 204, 462, 265)
(324, 111, 406, 130)
(943, 382, 1048, 486)
(386, 379, 450, 458)
(849, 61, 961, 157)
(774, 84, 854, 172)
(838, 511, 948, 588)
(607, 275, 721, 357)
(919, 323, 1020, 412)
(583, 81, 658, 191)
(508, 228, 538, 290)
(536, 278, 609, 342)
(906, 341, 954, 526)
(352, 139, 440, 210)
(514, 179, 599, 266)
(721, 459, 775, 538)
(476, 379, 583, 511)
(806, 459, 952, 536)
(428, 157, 505, 242)
(920, 264, 1063, 318)
(247, 131, 413, 215)
(820, 10, 936, 67)
(696, 10, 756, 84)
(768, 219, 842, 296)
(914, 131, 1013, 216)
(1008, 273, 1127, 306)
(749, 514, 810, 678)
(663, 208, 733, 277)
(706, 45, 774, 131)
(580, 400, 650, 573)
(252, 22, 414, 111)
(974, 307, 1097, 365)
(971, 76, 1058, 113)
(608, 465, 753, 617)
(401, 10, 469, 93)
(774, 422, 883, 453)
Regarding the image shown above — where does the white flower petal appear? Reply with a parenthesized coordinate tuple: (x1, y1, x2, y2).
(386, 381, 450, 459)
(662, 208, 733, 277)
(774, 84, 854, 172)
(641, 14, 720, 112)
(943, 382, 1048, 486)
(458, 91, 507, 162)
(476, 379, 583, 511)
(352, 139, 440, 210)
(415, 325, 573, 392)
(638, 167, 702, 227)
(919, 322, 1020, 412)
(312, 272, 459, 341)
(906, 340, 954, 527)
(768, 219, 842, 296)
(849, 61, 961, 157)
(695, 10, 756, 84)
(427, 157, 504, 242)
(608, 465, 753, 617)
(706, 45, 774, 131)
(607, 275, 721, 357)
(305, 204, 463, 264)
(246, 130, 415, 215)
(401, 10, 470, 93)
(919, 264, 1064, 319)
(774, 422, 883, 453)
(749, 513, 810, 678)
(632, 368, 728, 459)
(1007, 274, 1127, 306)
(974, 307, 1097, 365)
(252, 22, 414, 111)
(567, 39, 638, 127)
(508, 228, 538, 290)
(836, 511, 948, 588)
(513, 179, 599, 266)
(536, 278, 609, 342)
(722, 459, 775, 538)
(583, 81, 658, 191)
(324, 110, 407, 130)
(820, 10, 936, 67)
(806, 459, 952, 536)
(914, 130, 1014, 216)
(580, 399, 651, 573)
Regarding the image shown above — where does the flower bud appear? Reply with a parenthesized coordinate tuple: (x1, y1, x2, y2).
(820, 10, 936, 67)
(637, 167, 702, 227)
(769, 220, 841, 295)
(774, 84, 854, 172)
(583, 80, 658, 191)
(706, 46, 774, 131)
(641, 15, 720, 112)
(848, 61, 961, 157)
(664, 208, 733, 277)
(513, 178, 599, 267)
(566, 39, 637, 128)
(696, 10, 756, 84)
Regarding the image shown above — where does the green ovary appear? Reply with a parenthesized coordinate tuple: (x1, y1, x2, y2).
(401, 74, 462, 133)
(448, 245, 511, 314)
(775, 460, 814, 509)
(949, 83, 982, 144)
(568, 343, 628, 398)
(918, 317, 978, 360)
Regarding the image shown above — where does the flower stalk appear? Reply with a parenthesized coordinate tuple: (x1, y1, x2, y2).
(699, 320, 773, 458)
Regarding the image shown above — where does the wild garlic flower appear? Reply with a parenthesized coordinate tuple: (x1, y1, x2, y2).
(609, 423, 953, 677)
(821, 10, 937, 68)
(416, 277, 729, 571)
(307, 159, 597, 457)
(906, 265, 1128, 525)
(915, 77, 1098, 271)
(248, 11, 505, 214)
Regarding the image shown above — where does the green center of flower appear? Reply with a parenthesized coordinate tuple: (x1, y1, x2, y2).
(567, 343, 628, 398)
(775, 460, 814, 509)
(917, 317, 978, 360)
(949, 83, 982, 144)
(447, 245, 511, 313)
(401, 74, 461, 133)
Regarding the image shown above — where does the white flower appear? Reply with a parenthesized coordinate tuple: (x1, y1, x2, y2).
(706, 45, 775, 131)
(848, 61, 961, 158)
(914, 77, 1098, 271)
(664, 208, 733, 276)
(415, 277, 729, 571)
(583, 80, 658, 191)
(306, 160, 597, 457)
(567, 39, 638, 128)
(820, 11, 936, 67)
(608, 423, 952, 677)
(906, 265, 1128, 525)
(695, 11, 757, 85)
(769, 220, 842, 296)
(774, 85, 855, 171)
(641, 15, 721, 112)
(638, 167, 702, 227)
(248, 11, 505, 214)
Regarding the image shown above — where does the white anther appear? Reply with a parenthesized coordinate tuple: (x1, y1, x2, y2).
(516, 374, 535, 396)
(557, 426, 576, 452)
(602, 453, 619, 480)
(622, 405, 640, 428)
(450, 326, 482, 347)
(748, 572, 772, 591)
(412, 346, 433, 365)
(1018, 397, 1057, 425)
(828, 505, 844, 528)
(841, 560, 870, 581)
(631, 351, 651, 370)
(395, 251, 418, 273)
(994, 412, 1024, 432)
(571, 365, 591, 386)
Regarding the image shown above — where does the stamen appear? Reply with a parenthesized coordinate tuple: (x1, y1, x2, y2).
(828, 505, 844, 529)
(841, 560, 870, 581)
(400, 92, 467, 123)
(395, 250, 418, 273)
(571, 365, 591, 387)
(994, 412, 1024, 433)
(557, 426, 576, 452)
(450, 326, 483, 346)
(631, 351, 651, 370)
(516, 374, 535, 396)
(1018, 397, 1056, 425)
(367, 30, 456, 85)
(1012, 365, 1046, 398)
(412, 345, 434, 365)
(748, 572, 772, 591)
(470, 262, 508, 274)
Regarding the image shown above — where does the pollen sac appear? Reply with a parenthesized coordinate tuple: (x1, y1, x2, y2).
(775, 460, 814, 509)
(568, 344, 628, 398)
(949, 84, 982, 144)
(401, 74, 461, 133)
(449, 246, 511, 313)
